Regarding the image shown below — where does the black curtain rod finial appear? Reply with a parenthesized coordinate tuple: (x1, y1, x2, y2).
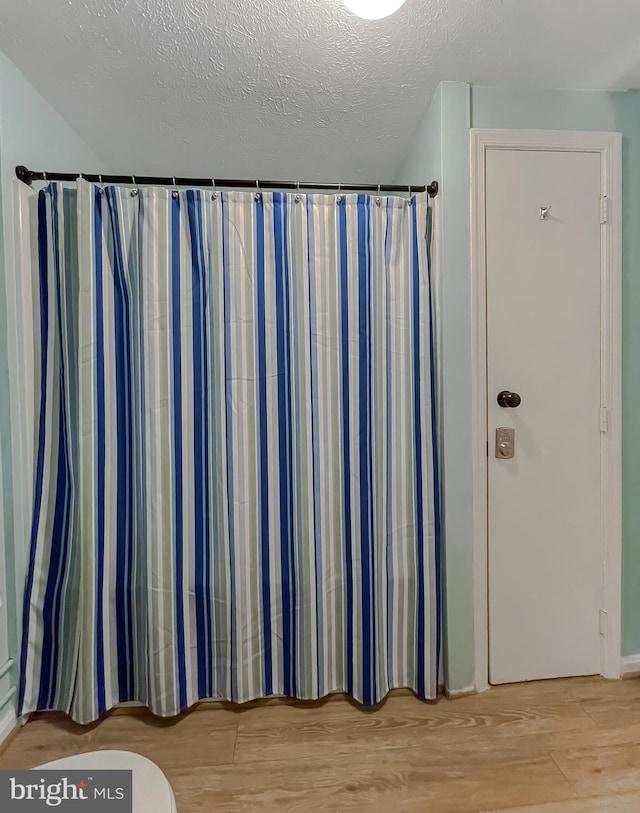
(15, 165, 440, 198)
(15, 165, 34, 186)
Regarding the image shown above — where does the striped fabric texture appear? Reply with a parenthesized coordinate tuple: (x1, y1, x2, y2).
(18, 180, 439, 724)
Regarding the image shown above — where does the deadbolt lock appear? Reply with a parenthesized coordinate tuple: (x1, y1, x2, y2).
(495, 427, 515, 459)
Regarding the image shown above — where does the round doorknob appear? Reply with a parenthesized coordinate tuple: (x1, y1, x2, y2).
(497, 390, 521, 408)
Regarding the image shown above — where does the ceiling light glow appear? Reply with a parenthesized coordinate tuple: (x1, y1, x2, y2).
(343, 0, 407, 20)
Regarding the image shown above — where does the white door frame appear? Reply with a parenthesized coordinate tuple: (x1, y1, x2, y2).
(470, 129, 622, 691)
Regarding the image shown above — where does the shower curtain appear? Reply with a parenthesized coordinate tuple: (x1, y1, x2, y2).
(18, 180, 439, 724)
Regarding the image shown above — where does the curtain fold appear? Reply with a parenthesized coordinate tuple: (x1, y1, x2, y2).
(18, 180, 439, 724)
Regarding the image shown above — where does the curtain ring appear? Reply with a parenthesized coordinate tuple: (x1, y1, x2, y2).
(255, 179, 261, 201)
(377, 184, 381, 194)
(211, 177, 218, 200)
(98, 174, 103, 188)
(42, 171, 47, 184)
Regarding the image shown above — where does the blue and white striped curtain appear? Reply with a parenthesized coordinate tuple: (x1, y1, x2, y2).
(18, 180, 439, 724)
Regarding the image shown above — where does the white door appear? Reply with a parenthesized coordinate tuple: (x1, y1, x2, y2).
(486, 148, 603, 684)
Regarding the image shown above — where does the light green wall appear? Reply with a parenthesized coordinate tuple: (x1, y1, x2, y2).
(397, 83, 476, 691)
(397, 84, 443, 187)
(0, 51, 109, 714)
(398, 81, 640, 689)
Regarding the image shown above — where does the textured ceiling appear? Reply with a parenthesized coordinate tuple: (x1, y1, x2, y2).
(1, 0, 640, 182)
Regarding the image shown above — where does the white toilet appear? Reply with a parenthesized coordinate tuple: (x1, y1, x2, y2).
(36, 750, 177, 812)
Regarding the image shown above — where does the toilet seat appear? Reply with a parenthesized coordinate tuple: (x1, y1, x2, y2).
(35, 750, 177, 812)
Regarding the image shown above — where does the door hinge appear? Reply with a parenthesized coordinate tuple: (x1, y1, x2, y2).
(600, 407, 609, 433)
(599, 609, 608, 637)
(600, 196, 609, 224)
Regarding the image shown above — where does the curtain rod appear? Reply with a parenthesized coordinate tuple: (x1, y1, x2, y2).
(15, 165, 439, 198)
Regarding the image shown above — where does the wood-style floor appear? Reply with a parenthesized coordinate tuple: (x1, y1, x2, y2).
(2, 677, 640, 811)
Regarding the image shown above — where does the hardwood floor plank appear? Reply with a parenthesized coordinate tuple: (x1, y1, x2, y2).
(234, 697, 594, 764)
(463, 681, 575, 706)
(535, 721, 640, 754)
(0, 717, 101, 769)
(234, 720, 548, 768)
(0, 709, 239, 771)
(550, 742, 640, 797)
(579, 696, 640, 729)
(565, 677, 640, 704)
(168, 751, 576, 813)
(494, 791, 640, 812)
(483, 677, 637, 707)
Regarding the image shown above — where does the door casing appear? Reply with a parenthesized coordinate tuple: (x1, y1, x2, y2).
(470, 129, 622, 691)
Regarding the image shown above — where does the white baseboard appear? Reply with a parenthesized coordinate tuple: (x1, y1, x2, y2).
(0, 704, 17, 746)
(446, 684, 477, 699)
(621, 654, 640, 677)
